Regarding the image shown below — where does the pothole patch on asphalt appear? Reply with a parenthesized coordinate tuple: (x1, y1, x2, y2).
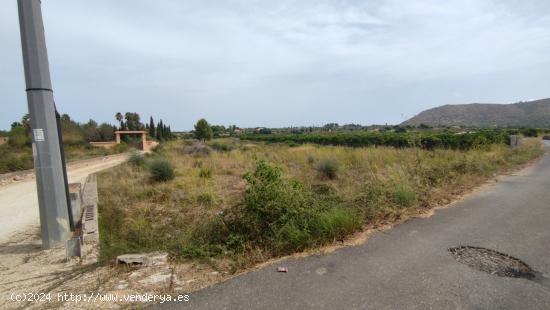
(449, 246, 535, 279)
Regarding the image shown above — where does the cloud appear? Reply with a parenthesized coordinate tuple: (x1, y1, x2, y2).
(1, 0, 550, 129)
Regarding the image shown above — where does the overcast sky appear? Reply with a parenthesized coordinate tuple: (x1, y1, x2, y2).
(1, 0, 550, 130)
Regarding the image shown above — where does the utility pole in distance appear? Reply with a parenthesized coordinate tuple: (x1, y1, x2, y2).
(18, 0, 71, 249)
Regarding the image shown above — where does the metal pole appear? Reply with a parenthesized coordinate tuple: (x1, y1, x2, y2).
(55, 107, 74, 230)
(18, 0, 71, 249)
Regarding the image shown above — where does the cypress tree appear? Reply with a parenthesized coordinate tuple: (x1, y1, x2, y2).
(149, 116, 155, 138)
(156, 120, 164, 141)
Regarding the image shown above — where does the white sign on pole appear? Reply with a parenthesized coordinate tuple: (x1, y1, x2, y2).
(33, 128, 45, 142)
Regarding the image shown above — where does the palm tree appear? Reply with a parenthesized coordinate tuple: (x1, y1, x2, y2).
(115, 112, 123, 130)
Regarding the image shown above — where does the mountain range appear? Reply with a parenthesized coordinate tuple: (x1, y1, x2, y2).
(402, 98, 550, 127)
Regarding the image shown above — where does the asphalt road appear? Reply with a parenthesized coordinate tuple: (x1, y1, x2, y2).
(156, 141, 550, 310)
(0, 154, 127, 243)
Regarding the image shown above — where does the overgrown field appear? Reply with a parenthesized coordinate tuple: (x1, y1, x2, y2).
(242, 130, 511, 150)
(97, 138, 544, 271)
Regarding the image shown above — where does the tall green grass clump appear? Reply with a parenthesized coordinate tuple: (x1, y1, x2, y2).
(392, 184, 416, 207)
(198, 167, 212, 178)
(148, 158, 175, 182)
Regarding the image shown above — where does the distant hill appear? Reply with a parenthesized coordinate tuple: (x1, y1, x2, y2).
(402, 98, 550, 128)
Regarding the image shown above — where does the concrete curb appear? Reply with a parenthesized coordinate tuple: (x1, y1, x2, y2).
(65, 173, 100, 260)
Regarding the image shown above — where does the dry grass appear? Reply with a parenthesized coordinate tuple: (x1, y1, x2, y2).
(97, 138, 545, 270)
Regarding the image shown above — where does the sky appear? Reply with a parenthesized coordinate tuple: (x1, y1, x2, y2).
(1, 0, 550, 130)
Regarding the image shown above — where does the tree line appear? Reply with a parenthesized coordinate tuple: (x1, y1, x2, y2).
(114, 112, 174, 141)
(1, 112, 174, 148)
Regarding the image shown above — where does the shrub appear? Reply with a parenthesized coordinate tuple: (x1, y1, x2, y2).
(148, 158, 175, 182)
(8, 127, 31, 148)
(112, 143, 129, 153)
(521, 128, 538, 137)
(317, 158, 340, 179)
(183, 143, 212, 156)
(210, 141, 234, 152)
(0, 154, 33, 173)
(128, 152, 146, 167)
(223, 160, 360, 255)
(151, 143, 165, 155)
(285, 140, 299, 147)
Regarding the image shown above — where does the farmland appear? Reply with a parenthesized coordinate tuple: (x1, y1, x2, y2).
(241, 130, 514, 150)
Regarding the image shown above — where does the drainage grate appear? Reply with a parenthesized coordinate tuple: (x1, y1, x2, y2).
(449, 246, 535, 279)
(84, 205, 95, 221)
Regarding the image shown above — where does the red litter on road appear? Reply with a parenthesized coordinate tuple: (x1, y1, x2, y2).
(276, 267, 288, 272)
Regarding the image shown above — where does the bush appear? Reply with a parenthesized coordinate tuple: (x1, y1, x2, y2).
(285, 140, 299, 147)
(128, 152, 146, 167)
(210, 141, 234, 152)
(148, 158, 175, 182)
(151, 143, 165, 155)
(8, 127, 30, 148)
(183, 143, 212, 156)
(112, 143, 129, 153)
(0, 146, 33, 173)
(223, 160, 360, 255)
(317, 158, 340, 179)
(521, 128, 538, 137)
(0, 154, 33, 173)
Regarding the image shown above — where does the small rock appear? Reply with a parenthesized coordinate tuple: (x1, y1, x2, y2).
(315, 267, 327, 275)
(116, 252, 168, 267)
(115, 283, 128, 290)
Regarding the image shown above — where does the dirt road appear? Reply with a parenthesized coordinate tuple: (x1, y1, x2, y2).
(0, 154, 127, 243)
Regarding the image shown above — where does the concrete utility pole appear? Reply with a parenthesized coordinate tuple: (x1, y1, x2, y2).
(18, 0, 71, 249)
